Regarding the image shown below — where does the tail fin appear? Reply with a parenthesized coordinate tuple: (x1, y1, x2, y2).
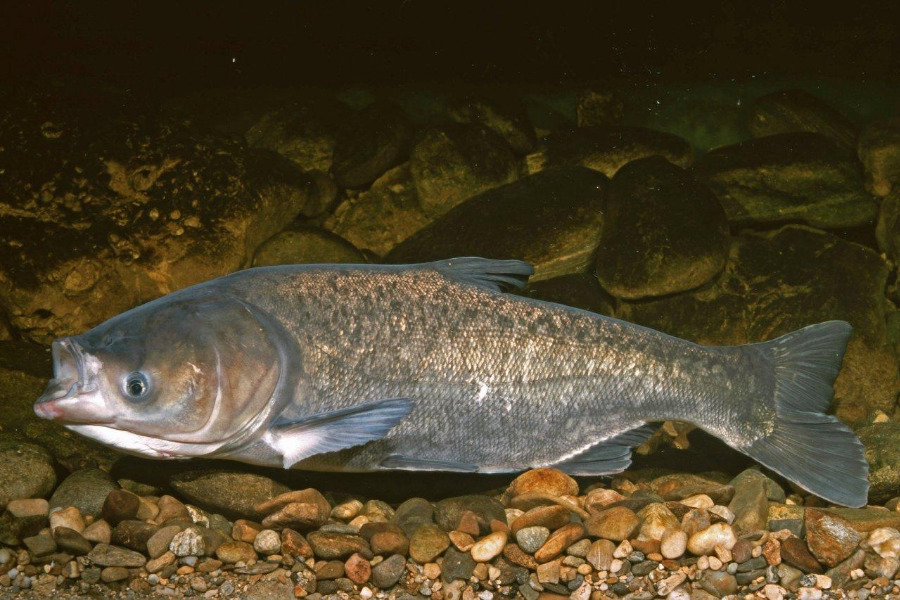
(742, 321, 869, 507)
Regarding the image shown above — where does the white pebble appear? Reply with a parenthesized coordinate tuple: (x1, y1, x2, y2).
(708, 505, 735, 524)
(660, 530, 687, 560)
(360, 588, 373, 600)
(687, 523, 737, 556)
(470, 532, 506, 562)
(796, 588, 823, 600)
(867, 527, 900, 559)
(609, 559, 623, 574)
(613, 540, 632, 558)
(813, 574, 832, 589)
(708, 556, 723, 570)
(764, 583, 786, 600)
(680, 494, 714, 509)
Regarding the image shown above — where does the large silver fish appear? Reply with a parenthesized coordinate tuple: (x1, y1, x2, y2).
(34, 258, 868, 506)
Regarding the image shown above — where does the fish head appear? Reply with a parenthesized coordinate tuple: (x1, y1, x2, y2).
(34, 290, 291, 455)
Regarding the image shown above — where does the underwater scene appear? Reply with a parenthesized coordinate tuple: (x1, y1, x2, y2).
(2, 2, 900, 599)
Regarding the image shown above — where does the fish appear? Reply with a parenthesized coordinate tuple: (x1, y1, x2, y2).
(33, 257, 869, 507)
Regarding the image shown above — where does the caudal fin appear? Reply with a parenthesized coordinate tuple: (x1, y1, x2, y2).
(743, 321, 869, 507)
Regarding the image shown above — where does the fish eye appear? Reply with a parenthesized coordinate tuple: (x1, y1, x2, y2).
(123, 372, 151, 400)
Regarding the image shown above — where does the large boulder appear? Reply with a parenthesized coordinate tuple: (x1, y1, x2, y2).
(546, 126, 693, 177)
(386, 166, 607, 282)
(692, 132, 877, 228)
(595, 157, 729, 299)
(409, 123, 520, 217)
(323, 164, 430, 257)
(859, 118, 900, 197)
(617, 226, 898, 419)
(0, 92, 313, 342)
(747, 89, 858, 149)
(447, 94, 538, 155)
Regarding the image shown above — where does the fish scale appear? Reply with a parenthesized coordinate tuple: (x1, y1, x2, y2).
(34, 257, 869, 507)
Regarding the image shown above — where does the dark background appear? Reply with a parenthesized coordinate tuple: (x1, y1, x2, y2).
(2, 0, 897, 92)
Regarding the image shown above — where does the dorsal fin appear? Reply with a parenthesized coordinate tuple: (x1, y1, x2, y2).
(432, 257, 534, 292)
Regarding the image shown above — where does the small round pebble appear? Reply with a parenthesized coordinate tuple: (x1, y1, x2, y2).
(254, 529, 282, 555)
(471, 531, 507, 562)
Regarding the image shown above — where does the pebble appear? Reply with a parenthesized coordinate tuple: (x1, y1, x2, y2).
(434, 495, 506, 536)
(510, 505, 571, 535)
(145, 551, 176, 574)
(231, 519, 262, 543)
(215, 540, 257, 564)
(409, 523, 451, 563)
(660, 529, 687, 559)
(101, 489, 141, 525)
(866, 527, 900, 558)
(156, 495, 191, 523)
(49, 506, 85, 533)
(7, 498, 49, 520)
(253, 529, 282, 555)
(507, 468, 579, 499)
(87, 543, 147, 567)
(448, 530, 475, 552)
(49, 469, 119, 518)
(332, 499, 364, 520)
(584, 507, 641, 541)
(781, 535, 824, 573)
(81, 519, 112, 544)
(52, 526, 92, 556)
(281, 528, 314, 559)
(371, 554, 407, 588)
(307, 530, 371, 560)
(443, 547, 476, 581)
(637, 503, 680, 541)
(471, 531, 507, 562)
(100, 566, 130, 582)
(146, 525, 182, 559)
(687, 523, 737, 555)
(804, 509, 861, 568)
(534, 523, 584, 563)
(170, 526, 205, 557)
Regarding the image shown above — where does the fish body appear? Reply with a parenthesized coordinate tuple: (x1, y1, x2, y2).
(34, 258, 869, 506)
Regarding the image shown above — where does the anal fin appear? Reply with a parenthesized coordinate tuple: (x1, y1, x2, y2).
(380, 455, 478, 472)
(266, 398, 414, 469)
(555, 424, 657, 476)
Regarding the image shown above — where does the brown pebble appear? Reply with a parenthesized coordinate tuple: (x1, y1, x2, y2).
(448, 530, 475, 552)
(281, 528, 314, 559)
(780, 536, 823, 574)
(262, 501, 330, 530)
(344, 552, 371, 584)
(232, 519, 263, 543)
(155, 496, 190, 524)
(456, 511, 481, 536)
(584, 506, 640, 541)
(507, 468, 578, 499)
(583, 488, 626, 514)
(534, 523, 585, 563)
(762, 537, 782, 566)
(101, 490, 141, 526)
(254, 488, 330, 518)
(100, 566, 130, 583)
(503, 543, 538, 570)
(145, 551, 176, 574)
(510, 505, 571, 535)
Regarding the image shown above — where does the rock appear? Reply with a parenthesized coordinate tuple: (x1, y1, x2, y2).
(447, 94, 537, 155)
(252, 226, 366, 267)
(111, 519, 159, 552)
(254, 488, 330, 518)
(409, 123, 519, 217)
(169, 526, 207, 557)
(261, 501, 334, 531)
(215, 540, 257, 564)
(584, 506, 641, 541)
(687, 523, 737, 556)
(344, 552, 372, 584)
(280, 528, 313, 559)
(877, 190, 900, 265)
(307, 531, 371, 560)
(1, 99, 314, 343)
(583, 489, 627, 514)
(244, 580, 295, 600)
(171, 471, 291, 521)
(245, 97, 350, 172)
(748, 89, 857, 149)
(504, 543, 539, 570)
(518, 273, 615, 318)
(387, 166, 607, 282)
(853, 424, 900, 503)
(660, 529, 687, 559)
(730, 469, 786, 503)
(371, 553, 407, 588)
(0, 439, 56, 509)
(86, 543, 146, 567)
(649, 474, 735, 505)
(448, 530, 474, 552)
(866, 527, 900, 559)
(728, 477, 769, 533)
(332, 102, 412, 188)
(434, 495, 506, 536)
(516, 526, 550, 554)
(859, 118, 900, 197)
(370, 528, 410, 556)
(6, 498, 49, 520)
(146, 525, 182, 559)
(699, 570, 738, 597)
(392, 497, 435, 538)
(586, 538, 615, 570)
(618, 226, 898, 418)
(82, 519, 112, 544)
(49, 469, 119, 518)
(324, 163, 430, 257)
(254, 529, 282, 555)
(23, 533, 56, 557)
(534, 523, 584, 563)
(471, 531, 507, 562)
(232, 519, 263, 543)
(506, 468, 579, 500)
(443, 547, 476, 581)
(805, 509, 861, 568)
(511, 506, 571, 535)
(101, 489, 140, 526)
(408, 523, 450, 564)
(100, 566, 130, 583)
(546, 126, 693, 177)
(156, 495, 191, 524)
(636, 503, 680, 541)
(693, 132, 876, 228)
(780, 536, 823, 573)
(53, 526, 91, 556)
(596, 157, 728, 299)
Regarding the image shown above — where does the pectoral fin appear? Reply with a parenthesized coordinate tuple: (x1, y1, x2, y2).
(266, 398, 414, 469)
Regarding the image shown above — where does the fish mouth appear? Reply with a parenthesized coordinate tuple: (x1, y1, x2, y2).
(34, 338, 115, 425)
